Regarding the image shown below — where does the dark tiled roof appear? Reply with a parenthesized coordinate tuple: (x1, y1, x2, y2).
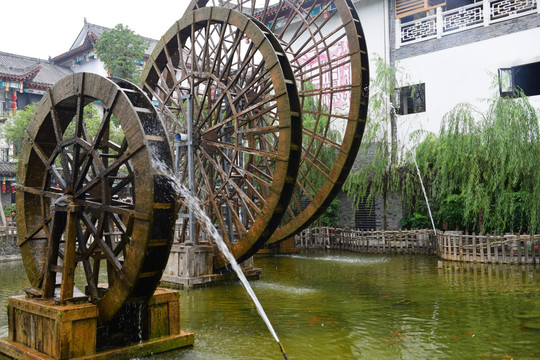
(0, 51, 72, 87)
(54, 21, 158, 63)
(33, 61, 73, 85)
(0, 162, 17, 175)
(84, 22, 110, 42)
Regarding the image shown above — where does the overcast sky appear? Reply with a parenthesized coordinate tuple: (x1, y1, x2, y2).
(1, 0, 190, 60)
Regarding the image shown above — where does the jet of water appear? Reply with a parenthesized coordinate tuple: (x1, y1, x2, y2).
(176, 185, 289, 360)
(413, 156, 436, 234)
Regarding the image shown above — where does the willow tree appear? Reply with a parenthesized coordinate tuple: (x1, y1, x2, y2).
(415, 91, 540, 233)
(343, 57, 404, 229)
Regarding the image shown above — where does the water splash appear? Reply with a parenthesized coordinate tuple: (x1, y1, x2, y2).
(281, 254, 389, 265)
(253, 281, 318, 295)
(176, 184, 289, 360)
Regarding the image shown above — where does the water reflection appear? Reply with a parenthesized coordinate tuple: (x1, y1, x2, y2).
(1, 251, 539, 359)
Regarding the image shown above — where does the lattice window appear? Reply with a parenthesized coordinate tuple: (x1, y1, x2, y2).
(491, 0, 538, 20)
(396, 0, 447, 18)
(401, 19, 437, 43)
(443, 2, 483, 32)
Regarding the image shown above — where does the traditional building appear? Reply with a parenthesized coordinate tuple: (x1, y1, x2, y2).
(259, 0, 540, 230)
(390, 0, 540, 137)
(52, 18, 159, 77)
(0, 52, 73, 206)
(0, 52, 72, 119)
(0, 19, 159, 206)
(339, 0, 540, 230)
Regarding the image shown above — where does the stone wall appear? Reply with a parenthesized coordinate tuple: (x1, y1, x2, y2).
(375, 191, 404, 230)
(334, 189, 404, 230)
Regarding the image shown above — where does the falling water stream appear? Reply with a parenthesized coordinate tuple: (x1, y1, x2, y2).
(413, 156, 436, 234)
(176, 185, 289, 360)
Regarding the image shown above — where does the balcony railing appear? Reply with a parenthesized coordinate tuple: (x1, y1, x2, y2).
(396, 0, 539, 47)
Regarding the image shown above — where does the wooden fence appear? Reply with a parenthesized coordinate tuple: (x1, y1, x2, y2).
(295, 227, 436, 255)
(4, 222, 540, 265)
(437, 232, 540, 264)
(0, 224, 18, 256)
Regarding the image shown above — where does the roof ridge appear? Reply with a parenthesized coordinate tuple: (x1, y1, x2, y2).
(0, 51, 51, 64)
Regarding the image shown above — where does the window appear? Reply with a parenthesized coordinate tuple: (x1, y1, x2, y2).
(394, 83, 426, 115)
(499, 61, 540, 97)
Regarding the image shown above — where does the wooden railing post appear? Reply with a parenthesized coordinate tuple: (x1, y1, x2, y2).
(472, 232, 477, 261)
(486, 233, 492, 263)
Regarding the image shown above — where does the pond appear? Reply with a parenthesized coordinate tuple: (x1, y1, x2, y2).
(1, 251, 539, 359)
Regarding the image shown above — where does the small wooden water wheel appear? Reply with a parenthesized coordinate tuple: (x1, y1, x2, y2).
(141, 7, 302, 267)
(16, 73, 178, 324)
(186, 0, 370, 245)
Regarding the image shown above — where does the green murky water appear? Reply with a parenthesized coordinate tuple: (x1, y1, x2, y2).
(1, 251, 539, 359)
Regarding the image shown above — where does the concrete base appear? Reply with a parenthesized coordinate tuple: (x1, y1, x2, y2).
(161, 243, 262, 289)
(0, 288, 194, 360)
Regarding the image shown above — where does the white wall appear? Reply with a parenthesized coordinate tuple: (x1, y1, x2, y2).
(354, 0, 388, 66)
(70, 58, 108, 77)
(396, 27, 540, 144)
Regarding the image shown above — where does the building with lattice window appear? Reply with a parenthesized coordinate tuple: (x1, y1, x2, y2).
(325, 0, 540, 230)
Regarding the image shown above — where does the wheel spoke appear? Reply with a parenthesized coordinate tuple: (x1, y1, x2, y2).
(188, 0, 369, 244)
(75, 142, 144, 198)
(18, 73, 177, 323)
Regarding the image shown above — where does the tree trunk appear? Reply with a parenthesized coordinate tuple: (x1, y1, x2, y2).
(390, 109, 398, 166)
(383, 174, 388, 230)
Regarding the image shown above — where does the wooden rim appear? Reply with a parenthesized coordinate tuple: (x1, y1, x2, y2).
(186, 0, 370, 244)
(140, 7, 301, 266)
(16, 73, 177, 323)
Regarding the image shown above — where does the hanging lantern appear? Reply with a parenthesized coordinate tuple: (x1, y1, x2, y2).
(19, 81, 23, 93)
(10, 183, 14, 193)
(2, 183, 6, 193)
(11, 91, 17, 115)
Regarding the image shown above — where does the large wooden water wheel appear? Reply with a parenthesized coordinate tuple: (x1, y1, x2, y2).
(141, 7, 302, 267)
(16, 73, 178, 324)
(185, 0, 370, 245)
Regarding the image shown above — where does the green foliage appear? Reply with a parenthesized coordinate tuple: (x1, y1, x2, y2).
(400, 211, 431, 230)
(315, 199, 342, 227)
(300, 82, 341, 195)
(63, 103, 124, 145)
(344, 56, 405, 229)
(95, 24, 149, 83)
(3, 102, 36, 156)
(3, 204, 16, 219)
(436, 194, 465, 230)
(64, 102, 101, 138)
(413, 90, 540, 234)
